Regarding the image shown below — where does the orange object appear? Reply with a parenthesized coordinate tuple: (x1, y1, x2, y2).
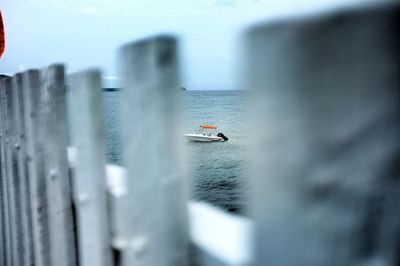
(200, 125, 217, 129)
(0, 11, 4, 58)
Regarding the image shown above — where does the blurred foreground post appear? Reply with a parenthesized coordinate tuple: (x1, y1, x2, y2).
(69, 70, 112, 266)
(119, 35, 188, 266)
(246, 3, 400, 266)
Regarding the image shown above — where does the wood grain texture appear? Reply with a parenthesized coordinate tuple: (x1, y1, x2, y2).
(12, 73, 34, 266)
(0, 77, 12, 266)
(22, 69, 51, 266)
(3, 76, 23, 266)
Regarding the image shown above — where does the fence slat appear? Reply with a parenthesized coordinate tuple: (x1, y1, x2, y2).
(40, 65, 77, 266)
(0, 77, 12, 266)
(0, 81, 4, 265)
(246, 3, 400, 266)
(2, 76, 24, 266)
(22, 69, 51, 266)
(68, 69, 112, 266)
(0, 78, 5, 266)
(119, 35, 188, 266)
(12, 73, 34, 266)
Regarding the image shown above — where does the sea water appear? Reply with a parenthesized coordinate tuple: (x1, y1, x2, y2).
(102, 90, 248, 213)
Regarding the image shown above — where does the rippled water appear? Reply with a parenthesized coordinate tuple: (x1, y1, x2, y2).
(102, 90, 248, 213)
(183, 90, 249, 212)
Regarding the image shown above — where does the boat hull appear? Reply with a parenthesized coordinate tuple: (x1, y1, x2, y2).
(183, 134, 223, 142)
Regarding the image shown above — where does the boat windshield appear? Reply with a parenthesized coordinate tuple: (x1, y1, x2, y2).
(198, 125, 217, 136)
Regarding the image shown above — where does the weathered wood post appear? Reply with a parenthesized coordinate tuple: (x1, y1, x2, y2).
(119, 35, 189, 266)
(12, 72, 34, 266)
(0, 77, 5, 266)
(0, 77, 12, 266)
(40, 65, 77, 266)
(0, 84, 4, 265)
(246, 2, 400, 266)
(2, 76, 24, 266)
(22, 69, 51, 266)
(68, 69, 112, 266)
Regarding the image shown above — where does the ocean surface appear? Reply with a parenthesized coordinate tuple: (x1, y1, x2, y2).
(102, 90, 248, 213)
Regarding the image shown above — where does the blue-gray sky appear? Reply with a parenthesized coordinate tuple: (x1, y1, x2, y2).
(0, 0, 371, 89)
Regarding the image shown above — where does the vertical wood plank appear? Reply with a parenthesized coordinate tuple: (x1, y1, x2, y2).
(3, 76, 23, 266)
(12, 73, 34, 266)
(0, 77, 12, 266)
(68, 69, 112, 266)
(0, 93, 4, 264)
(0, 78, 6, 266)
(245, 3, 400, 266)
(119, 35, 188, 266)
(40, 64, 77, 266)
(22, 69, 51, 266)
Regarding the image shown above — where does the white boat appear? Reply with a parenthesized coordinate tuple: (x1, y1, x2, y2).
(184, 125, 228, 142)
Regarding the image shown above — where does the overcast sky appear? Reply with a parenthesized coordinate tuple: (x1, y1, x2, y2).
(0, 0, 373, 89)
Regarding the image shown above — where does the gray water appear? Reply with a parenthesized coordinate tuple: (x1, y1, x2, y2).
(102, 90, 248, 213)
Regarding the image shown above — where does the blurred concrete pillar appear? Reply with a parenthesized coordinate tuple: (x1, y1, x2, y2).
(245, 2, 400, 265)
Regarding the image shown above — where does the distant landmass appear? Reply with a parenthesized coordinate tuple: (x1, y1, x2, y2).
(102, 87, 187, 92)
(103, 88, 120, 92)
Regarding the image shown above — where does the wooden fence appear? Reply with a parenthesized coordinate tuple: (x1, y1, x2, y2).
(1, 2, 400, 266)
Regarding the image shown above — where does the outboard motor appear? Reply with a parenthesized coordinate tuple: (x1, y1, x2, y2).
(217, 133, 229, 141)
